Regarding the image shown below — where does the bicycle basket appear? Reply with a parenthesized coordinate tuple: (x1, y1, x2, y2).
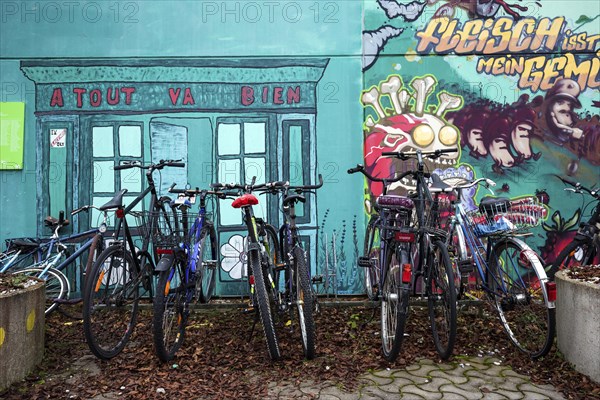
(133, 211, 201, 249)
(376, 195, 414, 231)
(465, 197, 547, 237)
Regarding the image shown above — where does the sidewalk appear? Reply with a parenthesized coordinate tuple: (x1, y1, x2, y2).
(267, 356, 565, 399)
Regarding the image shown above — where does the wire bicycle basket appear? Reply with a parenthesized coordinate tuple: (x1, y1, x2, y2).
(133, 211, 201, 249)
(465, 197, 548, 237)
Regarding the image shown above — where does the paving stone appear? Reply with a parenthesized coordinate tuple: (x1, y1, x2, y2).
(518, 383, 567, 400)
(416, 376, 456, 392)
(405, 363, 444, 380)
(360, 375, 416, 388)
(361, 373, 395, 386)
(429, 368, 469, 384)
(439, 383, 485, 399)
(400, 384, 440, 399)
(492, 389, 526, 400)
(464, 368, 507, 384)
(360, 386, 400, 399)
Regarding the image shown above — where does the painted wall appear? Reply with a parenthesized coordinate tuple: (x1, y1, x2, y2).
(1, 1, 598, 295)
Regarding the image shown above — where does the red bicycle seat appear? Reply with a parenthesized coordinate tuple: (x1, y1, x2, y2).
(232, 194, 259, 208)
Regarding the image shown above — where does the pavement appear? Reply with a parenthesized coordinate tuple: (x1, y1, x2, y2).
(267, 356, 565, 399)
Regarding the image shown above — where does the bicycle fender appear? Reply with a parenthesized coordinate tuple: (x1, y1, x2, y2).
(155, 254, 175, 272)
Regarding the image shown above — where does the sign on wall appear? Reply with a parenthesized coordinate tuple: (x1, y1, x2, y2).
(0, 102, 25, 170)
(50, 128, 67, 148)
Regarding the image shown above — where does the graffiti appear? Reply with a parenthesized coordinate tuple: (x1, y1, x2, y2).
(362, 74, 462, 201)
(416, 16, 600, 92)
(363, 25, 403, 71)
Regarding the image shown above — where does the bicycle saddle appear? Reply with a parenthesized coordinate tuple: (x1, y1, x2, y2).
(429, 174, 453, 193)
(479, 196, 511, 214)
(376, 195, 414, 209)
(8, 237, 40, 249)
(99, 189, 128, 211)
(44, 215, 70, 228)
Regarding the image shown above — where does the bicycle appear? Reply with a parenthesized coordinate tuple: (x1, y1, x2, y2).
(151, 184, 222, 362)
(9, 207, 108, 316)
(82, 159, 184, 360)
(257, 175, 323, 360)
(549, 176, 599, 278)
(349, 148, 457, 361)
(443, 176, 556, 358)
(211, 177, 281, 361)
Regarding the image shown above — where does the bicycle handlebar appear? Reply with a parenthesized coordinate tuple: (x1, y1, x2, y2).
(555, 175, 599, 199)
(168, 183, 228, 199)
(114, 159, 185, 171)
(212, 175, 323, 193)
(347, 164, 429, 182)
(381, 148, 458, 160)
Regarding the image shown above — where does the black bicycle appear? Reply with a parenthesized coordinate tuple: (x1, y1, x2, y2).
(257, 175, 323, 359)
(82, 159, 184, 360)
(549, 176, 600, 278)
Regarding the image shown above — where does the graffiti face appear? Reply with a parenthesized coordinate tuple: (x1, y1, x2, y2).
(551, 99, 576, 127)
(489, 137, 514, 168)
(511, 123, 533, 158)
(468, 128, 487, 157)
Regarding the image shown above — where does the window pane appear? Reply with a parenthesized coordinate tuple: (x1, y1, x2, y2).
(119, 126, 142, 157)
(218, 159, 240, 184)
(289, 125, 304, 186)
(219, 198, 242, 226)
(218, 123, 240, 155)
(244, 122, 266, 154)
(92, 126, 114, 157)
(120, 166, 142, 192)
(245, 157, 266, 185)
(124, 196, 143, 228)
(93, 161, 115, 193)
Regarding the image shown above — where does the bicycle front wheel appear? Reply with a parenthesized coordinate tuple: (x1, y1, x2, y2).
(381, 245, 409, 362)
(198, 225, 218, 303)
(427, 240, 457, 360)
(363, 217, 381, 300)
(249, 248, 281, 361)
(83, 244, 140, 360)
(488, 239, 555, 359)
(84, 234, 104, 283)
(14, 267, 68, 315)
(549, 239, 597, 280)
(293, 246, 316, 359)
(153, 256, 186, 362)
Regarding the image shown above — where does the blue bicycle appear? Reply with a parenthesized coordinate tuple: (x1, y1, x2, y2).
(151, 184, 222, 362)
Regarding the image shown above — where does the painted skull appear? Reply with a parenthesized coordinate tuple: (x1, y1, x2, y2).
(363, 75, 463, 194)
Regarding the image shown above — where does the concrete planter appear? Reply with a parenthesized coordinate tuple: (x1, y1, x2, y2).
(555, 269, 600, 384)
(0, 276, 45, 391)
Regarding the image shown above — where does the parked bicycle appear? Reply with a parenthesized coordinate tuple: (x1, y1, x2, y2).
(82, 159, 184, 360)
(211, 177, 281, 361)
(257, 175, 323, 360)
(8, 207, 107, 316)
(349, 148, 457, 361)
(443, 176, 555, 358)
(151, 184, 222, 362)
(549, 176, 599, 278)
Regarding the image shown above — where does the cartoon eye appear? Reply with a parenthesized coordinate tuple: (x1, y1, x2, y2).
(439, 125, 458, 146)
(412, 124, 434, 147)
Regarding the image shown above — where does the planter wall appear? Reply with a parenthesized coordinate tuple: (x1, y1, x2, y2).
(0, 278, 45, 391)
(555, 270, 600, 384)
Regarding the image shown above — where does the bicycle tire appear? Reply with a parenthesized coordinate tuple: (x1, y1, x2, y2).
(199, 225, 218, 303)
(83, 244, 140, 360)
(446, 223, 466, 299)
(14, 267, 68, 316)
(153, 256, 186, 362)
(363, 217, 381, 300)
(292, 246, 316, 359)
(249, 248, 281, 360)
(84, 234, 104, 284)
(548, 239, 597, 280)
(488, 238, 555, 359)
(381, 245, 409, 362)
(427, 240, 457, 360)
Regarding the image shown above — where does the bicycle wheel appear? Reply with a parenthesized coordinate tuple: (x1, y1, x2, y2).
(427, 240, 457, 360)
(381, 245, 409, 362)
(153, 256, 186, 362)
(549, 239, 597, 280)
(83, 244, 140, 360)
(446, 223, 466, 299)
(292, 246, 316, 359)
(249, 248, 281, 360)
(198, 225, 218, 303)
(14, 267, 68, 315)
(363, 217, 381, 300)
(488, 239, 555, 359)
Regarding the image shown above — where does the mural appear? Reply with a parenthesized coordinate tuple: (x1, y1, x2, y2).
(363, 0, 599, 265)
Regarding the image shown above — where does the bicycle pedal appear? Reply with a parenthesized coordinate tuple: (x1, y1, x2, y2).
(458, 260, 474, 274)
(241, 306, 255, 314)
(312, 275, 323, 284)
(204, 260, 218, 269)
(358, 256, 375, 268)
